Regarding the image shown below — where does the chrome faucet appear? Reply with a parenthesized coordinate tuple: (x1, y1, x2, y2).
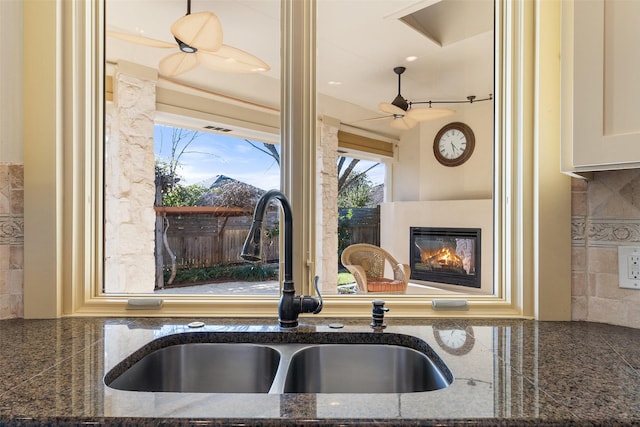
(241, 190, 322, 328)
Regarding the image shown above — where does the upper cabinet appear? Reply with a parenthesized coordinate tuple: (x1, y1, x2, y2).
(562, 0, 640, 173)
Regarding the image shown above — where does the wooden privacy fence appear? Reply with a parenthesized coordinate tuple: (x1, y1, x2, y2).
(155, 206, 380, 270)
(339, 207, 380, 246)
(155, 207, 279, 270)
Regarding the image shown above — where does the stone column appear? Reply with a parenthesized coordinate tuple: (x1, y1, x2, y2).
(316, 117, 339, 293)
(104, 62, 157, 293)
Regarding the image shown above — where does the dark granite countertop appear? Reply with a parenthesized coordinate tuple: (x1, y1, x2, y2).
(0, 316, 638, 426)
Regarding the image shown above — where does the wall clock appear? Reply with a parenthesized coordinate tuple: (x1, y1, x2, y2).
(433, 122, 475, 167)
(432, 325, 475, 356)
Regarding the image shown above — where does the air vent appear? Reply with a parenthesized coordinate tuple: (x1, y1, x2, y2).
(399, 0, 493, 47)
(204, 125, 232, 132)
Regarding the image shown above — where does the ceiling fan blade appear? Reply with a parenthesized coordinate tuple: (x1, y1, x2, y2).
(390, 116, 417, 130)
(407, 107, 455, 122)
(171, 12, 223, 52)
(106, 30, 176, 48)
(348, 115, 393, 124)
(197, 45, 270, 73)
(378, 102, 405, 116)
(159, 52, 199, 76)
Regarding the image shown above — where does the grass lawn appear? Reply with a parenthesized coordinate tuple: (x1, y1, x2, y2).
(338, 272, 356, 285)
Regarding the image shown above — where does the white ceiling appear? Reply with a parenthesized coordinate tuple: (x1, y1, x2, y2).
(106, 0, 494, 138)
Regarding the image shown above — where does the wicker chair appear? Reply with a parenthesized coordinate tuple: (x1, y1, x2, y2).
(340, 243, 410, 293)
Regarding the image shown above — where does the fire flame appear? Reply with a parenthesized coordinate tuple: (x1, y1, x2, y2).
(421, 247, 463, 269)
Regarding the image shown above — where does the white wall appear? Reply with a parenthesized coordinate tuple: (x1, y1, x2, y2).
(383, 100, 494, 294)
(393, 101, 493, 202)
(380, 199, 493, 295)
(0, 0, 23, 162)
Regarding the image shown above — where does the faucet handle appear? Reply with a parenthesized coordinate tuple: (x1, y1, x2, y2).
(371, 300, 389, 328)
(372, 299, 389, 314)
(298, 276, 323, 316)
(312, 275, 323, 314)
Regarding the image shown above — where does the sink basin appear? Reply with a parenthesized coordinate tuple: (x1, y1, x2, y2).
(106, 343, 280, 393)
(105, 331, 453, 394)
(283, 344, 449, 393)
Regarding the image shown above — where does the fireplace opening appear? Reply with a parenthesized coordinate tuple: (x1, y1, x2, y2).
(410, 227, 481, 288)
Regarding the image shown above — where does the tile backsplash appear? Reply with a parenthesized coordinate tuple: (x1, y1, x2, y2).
(572, 169, 640, 329)
(0, 163, 24, 319)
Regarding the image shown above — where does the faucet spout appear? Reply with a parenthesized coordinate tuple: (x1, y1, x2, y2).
(241, 190, 322, 328)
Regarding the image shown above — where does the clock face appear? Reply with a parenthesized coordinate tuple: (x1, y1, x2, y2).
(433, 122, 475, 166)
(438, 129, 468, 160)
(438, 328, 468, 349)
(432, 325, 476, 355)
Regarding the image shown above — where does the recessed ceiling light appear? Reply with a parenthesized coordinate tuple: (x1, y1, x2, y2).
(406, 56, 418, 62)
(328, 81, 342, 85)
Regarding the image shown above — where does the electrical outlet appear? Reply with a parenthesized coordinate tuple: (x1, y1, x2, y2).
(629, 255, 640, 279)
(618, 246, 640, 289)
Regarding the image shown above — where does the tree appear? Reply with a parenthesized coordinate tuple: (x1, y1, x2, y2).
(155, 161, 178, 204)
(245, 140, 280, 166)
(245, 140, 380, 205)
(163, 184, 208, 207)
(337, 157, 359, 192)
(338, 173, 374, 207)
(337, 208, 353, 261)
(155, 127, 223, 207)
(155, 127, 205, 189)
(201, 179, 263, 210)
(155, 161, 206, 206)
(337, 156, 379, 208)
(337, 157, 379, 195)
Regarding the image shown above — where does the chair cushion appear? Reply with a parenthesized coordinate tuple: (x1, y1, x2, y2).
(366, 278, 405, 293)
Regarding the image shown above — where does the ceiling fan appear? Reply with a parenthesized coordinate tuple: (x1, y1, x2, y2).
(357, 67, 492, 131)
(376, 66, 455, 130)
(106, 0, 270, 77)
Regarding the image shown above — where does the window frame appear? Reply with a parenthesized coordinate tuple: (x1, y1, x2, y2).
(23, 0, 570, 319)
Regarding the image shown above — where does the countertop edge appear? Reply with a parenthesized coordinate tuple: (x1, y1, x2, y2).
(4, 415, 632, 427)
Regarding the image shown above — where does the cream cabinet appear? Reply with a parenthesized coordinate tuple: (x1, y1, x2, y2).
(562, 0, 640, 173)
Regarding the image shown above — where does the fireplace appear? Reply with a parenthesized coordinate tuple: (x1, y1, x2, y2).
(410, 227, 481, 288)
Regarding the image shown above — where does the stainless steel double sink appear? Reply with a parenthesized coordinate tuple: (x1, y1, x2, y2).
(105, 330, 453, 394)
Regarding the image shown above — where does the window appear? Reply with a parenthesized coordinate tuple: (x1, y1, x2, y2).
(23, 1, 570, 319)
(102, 0, 282, 298)
(104, 122, 281, 295)
(99, 0, 510, 311)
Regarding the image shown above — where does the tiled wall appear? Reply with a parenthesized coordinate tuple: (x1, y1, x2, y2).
(0, 163, 24, 319)
(572, 170, 640, 329)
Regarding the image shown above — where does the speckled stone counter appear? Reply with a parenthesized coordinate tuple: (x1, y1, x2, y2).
(0, 317, 638, 426)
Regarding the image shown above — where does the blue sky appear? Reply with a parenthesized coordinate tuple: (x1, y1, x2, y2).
(154, 125, 281, 190)
(154, 125, 384, 190)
